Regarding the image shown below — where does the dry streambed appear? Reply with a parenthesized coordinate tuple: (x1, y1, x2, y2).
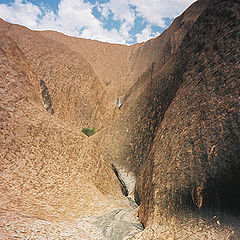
(0, 203, 144, 240)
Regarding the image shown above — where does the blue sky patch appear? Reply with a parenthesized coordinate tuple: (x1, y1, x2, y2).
(0, 0, 196, 44)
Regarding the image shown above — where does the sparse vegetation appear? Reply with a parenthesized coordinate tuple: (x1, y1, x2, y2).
(82, 127, 96, 137)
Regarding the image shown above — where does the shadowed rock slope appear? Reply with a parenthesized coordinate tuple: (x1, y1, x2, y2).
(41, 0, 207, 104)
(100, 0, 240, 239)
(1, 0, 240, 239)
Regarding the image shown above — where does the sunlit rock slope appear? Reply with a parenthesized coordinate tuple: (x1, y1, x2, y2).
(1, 0, 240, 239)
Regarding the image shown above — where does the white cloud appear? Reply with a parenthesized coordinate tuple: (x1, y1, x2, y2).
(130, 0, 197, 27)
(0, 0, 42, 28)
(56, 0, 101, 36)
(100, 0, 197, 29)
(100, 0, 135, 25)
(136, 25, 159, 43)
(51, 0, 131, 43)
(0, 0, 197, 44)
(99, 0, 136, 42)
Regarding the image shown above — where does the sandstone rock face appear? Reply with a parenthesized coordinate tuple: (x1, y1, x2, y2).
(139, 0, 240, 219)
(40, 0, 208, 106)
(99, 0, 240, 238)
(0, 25, 138, 239)
(41, 30, 139, 102)
(1, 0, 240, 239)
(0, 19, 114, 129)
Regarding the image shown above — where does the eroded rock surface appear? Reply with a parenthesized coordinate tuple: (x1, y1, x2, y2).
(40, 79, 54, 115)
(0, 206, 143, 240)
(99, 0, 240, 239)
(0, 26, 139, 239)
(1, 0, 240, 239)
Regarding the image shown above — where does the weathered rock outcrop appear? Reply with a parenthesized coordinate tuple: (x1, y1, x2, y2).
(0, 32, 132, 236)
(1, 0, 240, 239)
(41, 30, 139, 101)
(99, 0, 240, 238)
(137, 1, 240, 238)
(0, 27, 142, 239)
(0, 19, 114, 129)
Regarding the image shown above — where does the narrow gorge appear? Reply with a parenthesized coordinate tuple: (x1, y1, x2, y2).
(0, 0, 240, 239)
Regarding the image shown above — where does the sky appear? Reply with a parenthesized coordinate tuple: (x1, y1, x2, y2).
(0, 0, 197, 44)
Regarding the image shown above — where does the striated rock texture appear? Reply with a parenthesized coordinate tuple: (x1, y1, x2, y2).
(99, 0, 240, 238)
(0, 32, 134, 237)
(40, 79, 54, 115)
(0, 19, 115, 129)
(1, 0, 240, 239)
(139, 0, 240, 222)
(0, 25, 141, 239)
(40, 31, 139, 102)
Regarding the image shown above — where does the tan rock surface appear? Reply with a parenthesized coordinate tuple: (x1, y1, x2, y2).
(0, 29, 139, 239)
(40, 0, 207, 108)
(1, 0, 240, 239)
(0, 19, 114, 129)
(41, 30, 140, 102)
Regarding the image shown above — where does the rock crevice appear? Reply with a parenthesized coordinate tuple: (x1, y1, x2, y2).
(40, 79, 54, 115)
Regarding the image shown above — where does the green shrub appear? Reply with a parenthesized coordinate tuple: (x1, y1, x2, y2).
(82, 127, 96, 137)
